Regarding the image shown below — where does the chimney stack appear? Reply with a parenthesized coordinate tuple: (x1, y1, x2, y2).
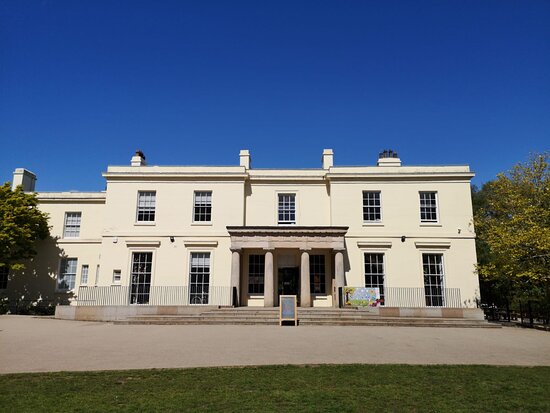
(239, 150, 250, 169)
(322, 149, 334, 169)
(377, 149, 402, 167)
(12, 168, 36, 192)
(131, 150, 147, 166)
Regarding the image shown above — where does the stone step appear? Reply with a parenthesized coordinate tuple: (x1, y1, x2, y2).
(116, 318, 497, 328)
(119, 314, 498, 328)
(126, 312, 478, 321)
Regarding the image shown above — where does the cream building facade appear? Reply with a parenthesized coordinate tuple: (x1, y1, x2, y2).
(2, 149, 480, 314)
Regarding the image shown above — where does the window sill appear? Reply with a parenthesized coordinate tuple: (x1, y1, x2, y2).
(191, 222, 213, 226)
(420, 223, 442, 227)
(134, 222, 156, 226)
(362, 222, 384, 227)
(278, 223, 296, 226)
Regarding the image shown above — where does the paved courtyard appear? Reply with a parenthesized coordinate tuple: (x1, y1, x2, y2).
(1, 315, 549, 374)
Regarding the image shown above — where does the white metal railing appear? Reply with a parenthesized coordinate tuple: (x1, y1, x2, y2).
(76, 285, 232, 306)
(383, 287, 462, 308)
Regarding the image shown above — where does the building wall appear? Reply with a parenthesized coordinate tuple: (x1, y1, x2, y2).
(2, 196, 104, 310)
(245, 180, 330, 226)
(3, 152, 480, 310)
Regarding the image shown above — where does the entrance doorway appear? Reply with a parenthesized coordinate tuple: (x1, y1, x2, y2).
(278, 267, 299, 304)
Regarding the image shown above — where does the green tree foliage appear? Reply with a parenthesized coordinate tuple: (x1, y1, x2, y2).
(0, 182, 50, 270)
(474, 153, 549, 298)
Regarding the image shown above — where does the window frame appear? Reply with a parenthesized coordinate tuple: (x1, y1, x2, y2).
(129, 251, 153, 304)
(192, 191, 213, 224)
(80, 264, 89, 286)
(362, 191, 382, 223)
(189, 252, 211, 305)
(112, 269, 122, 285)
(135, 191, 157, 224)
(309, 254, 326, 295)
(248, 254, 265, 295)
(364, 253, 386, 305)
(57, 258, 78, 291)
(277, 193, 297, 225)
(419, 191, 439, 223)
(422, 253, 446, 307)
(63, 212, 82, 238)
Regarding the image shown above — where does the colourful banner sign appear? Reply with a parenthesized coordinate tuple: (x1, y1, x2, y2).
(343, 287, 381, 307)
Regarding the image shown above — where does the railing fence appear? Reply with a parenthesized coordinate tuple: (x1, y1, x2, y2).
(76, 285, 232, 306)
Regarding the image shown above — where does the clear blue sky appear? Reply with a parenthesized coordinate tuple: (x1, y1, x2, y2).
(1, 0, 548, 191)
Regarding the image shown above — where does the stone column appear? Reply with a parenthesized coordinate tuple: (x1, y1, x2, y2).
(300, 250, 311, 307)
(334, 250, 345, 307)
(264, 250, 274, 307)
(231, 249, 241, 307)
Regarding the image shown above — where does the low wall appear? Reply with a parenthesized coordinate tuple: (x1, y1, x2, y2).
(378, 307, 484, 320)
(56, 305, 485, 322)
(55, 305, 222, 321)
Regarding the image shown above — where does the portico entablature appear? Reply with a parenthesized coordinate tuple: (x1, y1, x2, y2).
(227, 226, 348, 250)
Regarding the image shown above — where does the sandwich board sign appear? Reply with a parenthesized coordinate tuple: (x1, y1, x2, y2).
(279, 295, 297, 326)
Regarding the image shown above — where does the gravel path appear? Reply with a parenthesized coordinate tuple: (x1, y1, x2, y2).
(1, 315, 549, 373)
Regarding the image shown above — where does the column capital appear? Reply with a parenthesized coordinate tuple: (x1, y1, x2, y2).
(263, 247, 275, 252)
(230, 248, 242, 253)
(300, 247, 312, 252)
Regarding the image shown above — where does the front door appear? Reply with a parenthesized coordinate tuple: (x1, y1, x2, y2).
(278, 267, 299, 303)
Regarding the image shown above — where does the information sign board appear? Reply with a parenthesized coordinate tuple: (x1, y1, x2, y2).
(279, 295, 297, 326)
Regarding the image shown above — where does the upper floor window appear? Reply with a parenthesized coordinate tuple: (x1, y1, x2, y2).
(63, 212, 81, 238)
(58, 258, 77, 291)
(419, 192, 438, 222)
(363, 191, 381, 222)
(193, 191, 212, 222)
(0, 266, 8, 290)
(136, 191, 156, 222)
(278, 194, 296, 225)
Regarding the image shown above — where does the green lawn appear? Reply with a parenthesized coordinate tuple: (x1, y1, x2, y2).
(1, 365, 549, 412)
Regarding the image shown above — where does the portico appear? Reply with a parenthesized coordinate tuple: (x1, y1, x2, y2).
(227, 226, 348, 308)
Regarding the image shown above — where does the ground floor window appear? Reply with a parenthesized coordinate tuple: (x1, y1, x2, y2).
(0, 266, 8, 289)
(130, 252, 152, 304)
(248, 254, 265, 294)
(80, 265, 89, 285)
(364, 253, 385, 305)
(309, 255, 326, 294)
(423, 254, 444, 306)
(190, 252, 210, 304)
(58, 258, 77, 290)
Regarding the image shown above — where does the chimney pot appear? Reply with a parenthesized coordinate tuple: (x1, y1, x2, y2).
(377, 149, 402, 167)
(131, 150, 147, 166)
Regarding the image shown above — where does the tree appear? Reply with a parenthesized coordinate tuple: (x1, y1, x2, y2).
(474, 153, 550, 320)
(0, 182, 50, 271)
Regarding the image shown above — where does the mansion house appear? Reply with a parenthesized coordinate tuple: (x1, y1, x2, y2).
(3, 149, 480, 316)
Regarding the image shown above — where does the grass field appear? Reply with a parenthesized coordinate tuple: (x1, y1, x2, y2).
(1, 364, 549, 412)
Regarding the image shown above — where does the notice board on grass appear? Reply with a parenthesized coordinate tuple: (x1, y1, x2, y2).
(279, 295, 297, 326)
